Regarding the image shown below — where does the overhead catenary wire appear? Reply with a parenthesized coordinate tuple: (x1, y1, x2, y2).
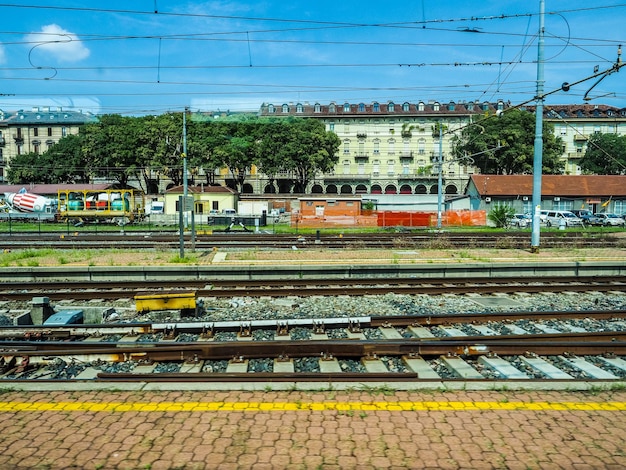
(1, 3, 625, 115)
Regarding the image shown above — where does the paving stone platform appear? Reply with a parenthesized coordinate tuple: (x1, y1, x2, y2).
(0, 389, 624, 469)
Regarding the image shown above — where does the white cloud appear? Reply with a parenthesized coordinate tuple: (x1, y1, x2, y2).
(24, 24, 90, 63)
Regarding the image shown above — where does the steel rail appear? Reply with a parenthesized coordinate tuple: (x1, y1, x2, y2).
(0, 309, 625, 339)
(4, 334, 626, 360)
(1, 280, 625, 301)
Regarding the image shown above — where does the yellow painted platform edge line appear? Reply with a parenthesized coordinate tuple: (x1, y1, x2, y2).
(1, 401, 626, 412)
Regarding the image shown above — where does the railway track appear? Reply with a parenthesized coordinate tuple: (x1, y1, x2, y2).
(2, 310, 626, 388)
(1, 275, 626, 301)
(0, 231, 621, 249)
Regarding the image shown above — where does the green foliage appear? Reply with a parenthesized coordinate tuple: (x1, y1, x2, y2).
(7, 113, 341, 194)
(580, 133, 626, 174)
(452, 109, 564, 175)
(488, 204, 515, 228)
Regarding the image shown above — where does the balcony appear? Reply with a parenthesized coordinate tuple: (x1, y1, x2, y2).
(567, 152, 584, 159)
(573, 134, 588, 142)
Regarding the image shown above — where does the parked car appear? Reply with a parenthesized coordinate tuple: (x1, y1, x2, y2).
(510, 213, 531, 228)
(570, 209, 603, 226)
(594, 213, 626, 227)
(542, 210, 584, 227)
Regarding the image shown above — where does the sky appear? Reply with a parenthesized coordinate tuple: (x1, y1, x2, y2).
(1, 1, 625, 116)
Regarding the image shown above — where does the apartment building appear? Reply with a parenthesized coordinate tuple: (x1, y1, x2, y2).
(0, 107, 97, 182)
(256, 100, 626, 196)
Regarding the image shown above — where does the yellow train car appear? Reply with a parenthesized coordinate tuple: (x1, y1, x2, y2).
(58, 188, 145, 223)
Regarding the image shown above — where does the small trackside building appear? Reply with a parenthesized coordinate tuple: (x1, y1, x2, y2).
(467, 175, 626, 215)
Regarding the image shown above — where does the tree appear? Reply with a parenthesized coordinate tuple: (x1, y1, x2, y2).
(279, 119, 340, 193)
(452, 109, 564, 175)
(579, 133, 626, 175)
(7, 135, 90, 184)
(81, 114, 145, 187)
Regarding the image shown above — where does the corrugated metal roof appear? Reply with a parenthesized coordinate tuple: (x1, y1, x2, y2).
(470, 175, 626, 197)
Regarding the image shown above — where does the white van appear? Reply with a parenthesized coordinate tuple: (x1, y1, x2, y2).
(542, 210, 583, 227)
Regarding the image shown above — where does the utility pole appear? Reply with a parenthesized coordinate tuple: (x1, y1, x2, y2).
(179, 107, 189, 258)
(531, 0, 545, 253)
(436, 124, 443, 230)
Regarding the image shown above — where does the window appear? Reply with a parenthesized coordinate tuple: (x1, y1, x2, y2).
(418, 102, 425, 111)
(33, 128, 39, 137)
(268, 104, 275, 113)
(314, 103, 321, 113)
(373, 102, 380, 112)
(387, 160, 395, 175)
(373, 140, 380, 154)
(296, 103, 303, 113)
(329, 122, 335, 131)
(358, 103, 365, 112)
(402, 161, 410, 175)
(329, 103, 336, 113)
(47, 127, 52, 136)
(418, 139, 426, 155)
(358, 162, 365, 174)
(372, 160, 380, 175)
(282, 104, 289, 113)
(448, 102, 455, 111)
(402, 102, 410, 112)
(433, 102, 440, 111)
(344, 102, 350, 112)
(388, 139, 395, 155)
(343, 160, 350, 174)
(467, 102, 474, 111)
(388, 102, 395, 112)
(343, 139, 350, 154)
(62, 127, 67, 137)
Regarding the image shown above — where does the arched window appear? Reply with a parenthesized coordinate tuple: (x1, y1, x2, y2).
(373, 102, 380, 112)
(344, 102, 351, 112)
(282, 104, 289, 113)
(402, 102, 410, 112)
(388, 102, 395, 112)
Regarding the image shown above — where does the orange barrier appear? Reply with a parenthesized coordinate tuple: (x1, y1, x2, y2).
(291, 210, 486, 228)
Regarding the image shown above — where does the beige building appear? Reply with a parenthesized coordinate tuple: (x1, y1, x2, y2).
(254, 101, 626, 196)
(163, 185, 237, 215)
(0, 107, 97, 183)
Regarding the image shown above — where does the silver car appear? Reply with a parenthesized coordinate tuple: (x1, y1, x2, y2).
(594, 213, 626, 227)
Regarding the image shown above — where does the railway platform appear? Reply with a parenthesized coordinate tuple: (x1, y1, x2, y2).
(1, 389, 625, 469)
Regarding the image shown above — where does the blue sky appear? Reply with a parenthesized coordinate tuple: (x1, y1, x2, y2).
(1, 1, 625, 115)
